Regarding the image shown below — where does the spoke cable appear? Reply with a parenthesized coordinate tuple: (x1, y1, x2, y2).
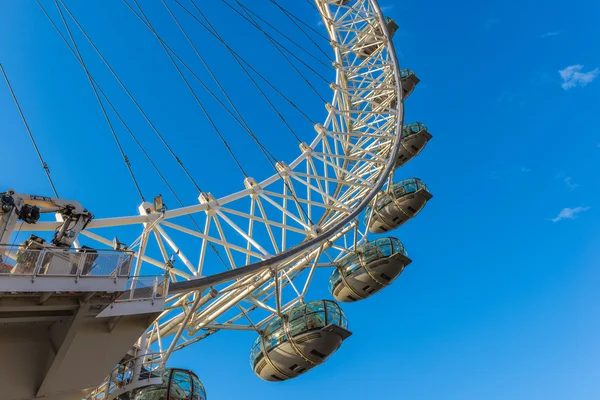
(129, 0, 314, 261)
(232, 3, 331, 68)
(42, 1, 315, 267)
(0, 63, 60, 198)
(54, 0, 145, 202)
(225, 0, 328, 103)
(183, 0, 318, 225)
(39, 2, 235, 273)
(270, 0, 332, 44)
(161, 1, 314, 226)
(303, 0, 319, 12)
(130, 0, 249, 178)
(40, 0, 205, 194)
(60, 0, 263, 177)
(185, 0, 303, 143)
(61, 1, 314, 259)
(160, 0, 275, 158)
(160, 0, 284, 166)
(221, 0, 330, 86)
(175, 0, 317, 127)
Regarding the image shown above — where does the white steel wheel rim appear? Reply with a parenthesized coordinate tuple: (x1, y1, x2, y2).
(17, 0, 405, 373)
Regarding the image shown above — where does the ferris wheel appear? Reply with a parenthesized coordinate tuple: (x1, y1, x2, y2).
(0, 0, 433, 399)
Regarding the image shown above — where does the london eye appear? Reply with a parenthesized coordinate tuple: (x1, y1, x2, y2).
(0, 1, 433, 399)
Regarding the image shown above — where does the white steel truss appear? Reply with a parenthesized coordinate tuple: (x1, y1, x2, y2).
(14, 0, 407, 395)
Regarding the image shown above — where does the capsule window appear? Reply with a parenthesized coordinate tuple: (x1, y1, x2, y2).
(362, 285, 371, 291)
(289, 364, 299, 371)
(380, 273, 392, 281)
(346, 295, 357, 301)
(410, 145, 419, 151)
(170, 371, 193, 399)
(310, 349, 327, 359)
(407, 206, 417, 213)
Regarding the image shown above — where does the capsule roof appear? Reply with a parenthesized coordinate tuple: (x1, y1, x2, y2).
(133, 368, 206, 400)
(400, 68, 417, 79)
(388, 178, 429, 200)
(403, 122, 428, 137)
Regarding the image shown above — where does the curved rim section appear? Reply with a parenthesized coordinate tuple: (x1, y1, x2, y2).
(79, 2, 407, 396)
(15, 0, 405, 296)
(164, 0, 406, 293)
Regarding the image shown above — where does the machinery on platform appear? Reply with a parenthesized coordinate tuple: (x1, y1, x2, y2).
(1, 189, 93, 248)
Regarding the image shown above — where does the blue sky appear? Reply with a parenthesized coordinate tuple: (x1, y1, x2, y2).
(1, 1, 600, 399)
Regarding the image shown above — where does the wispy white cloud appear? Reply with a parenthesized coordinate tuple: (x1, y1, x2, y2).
(380, 5, 395, 13)
(315, 12, 325, 27)
(556, 172, 580, 191)
(559, 65, 599, 90)
(564, 176, 579, 191)
(541, 31, 559, 39)
(551, 206, 589, 222)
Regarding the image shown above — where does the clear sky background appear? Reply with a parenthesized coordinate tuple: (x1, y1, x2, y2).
(1, 1, 600, 399)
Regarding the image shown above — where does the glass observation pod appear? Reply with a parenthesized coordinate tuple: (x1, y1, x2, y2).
(329, 237, 412, 302)
(399, 69, 420, 99)
(353, 17, 399, 59)
(369, 69, 421, 111)
(250, 300, 351, 382)
(396, 122, 433, 167)
(364, 178, 432, 234)
(126, 368, 206, 400)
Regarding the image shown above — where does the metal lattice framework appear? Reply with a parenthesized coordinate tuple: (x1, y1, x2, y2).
(16, 0, 406, 389)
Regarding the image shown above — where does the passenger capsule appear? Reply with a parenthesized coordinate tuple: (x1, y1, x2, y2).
(250, 300, 351, 382)
(400, 69, 420, 98)
(370, 69, 421, 111)
(354, 17, 399, 59)
(329, 237, 411, 302)
(364, 178, 432, 234)
(396, 122, 432, 167)
(326, 0, 351, 4)
(128, 368, 206, 400)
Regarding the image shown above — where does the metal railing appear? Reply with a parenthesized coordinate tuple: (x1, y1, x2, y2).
(0, 244, 133, 278)
(86, 352, 165, 400)
(115, 276, 169, 302)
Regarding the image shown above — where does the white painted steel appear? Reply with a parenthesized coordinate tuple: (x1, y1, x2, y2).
(10, 0, 410, 393)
